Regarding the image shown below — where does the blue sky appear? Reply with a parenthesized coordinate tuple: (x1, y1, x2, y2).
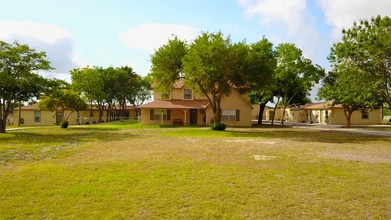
(1, 0, 390, 98)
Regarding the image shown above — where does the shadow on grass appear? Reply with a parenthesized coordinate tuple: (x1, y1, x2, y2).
(225, 129, 389, 144)
(156, 124, 388, 144)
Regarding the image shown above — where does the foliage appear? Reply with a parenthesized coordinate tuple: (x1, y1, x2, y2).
(151, 32, 269, 124)
(329, 15, 391, 106)
(274, 43, 324, 125)
(71, 66, 151, 122)
(318, 65, 380, 127)
(0, 40, 52, 133)
(248, 37, 277, 125)
(150, 36, 188, 94)
(210, 122, 226, 131)
(60, 121, 69, 128)
(38, 87, 88, 127)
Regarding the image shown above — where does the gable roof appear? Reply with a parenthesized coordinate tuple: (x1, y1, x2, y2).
(137, 99, 209, 109)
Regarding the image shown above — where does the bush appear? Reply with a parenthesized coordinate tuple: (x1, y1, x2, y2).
(211, 123, 226, 131)
(60, 121, 69, 129)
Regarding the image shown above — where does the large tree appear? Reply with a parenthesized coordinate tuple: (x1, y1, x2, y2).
(71, 66, 106, 123)
(274, 43, 324, 125)
(331, 15, 391, 106)
(247, 37, 277, 125)
(318, 62, 381, 127)
(150, 36, 188, 94)
(0, 41, 52, 133)
(150, 32, 273, 125)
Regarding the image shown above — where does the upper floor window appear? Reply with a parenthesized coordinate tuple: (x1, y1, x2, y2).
(183, 89, 192, 100)
(34, 111, 41, 123)
(361, 110, 369, 119)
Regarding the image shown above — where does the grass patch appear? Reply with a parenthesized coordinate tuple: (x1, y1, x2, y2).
(0, 123, 390, 218)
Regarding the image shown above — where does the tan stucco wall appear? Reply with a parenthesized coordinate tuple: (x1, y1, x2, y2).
(13, 110, 56, 126)
(13, 109, 128, 126)
(154, 87, 206, 101)
(285, 109, 306, 123)
(328, 108, 381, 125)
(204, 90, 252, 127)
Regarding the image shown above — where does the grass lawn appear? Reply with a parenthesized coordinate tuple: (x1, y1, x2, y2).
(0, 122, 390, 219)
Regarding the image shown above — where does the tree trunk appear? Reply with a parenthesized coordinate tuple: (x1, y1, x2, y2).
(281, 102, 288, 126)
(257, 103, 266, 125)
(18, 101, 22, 126)
(213, 99, 222, 124)
(0, 118, 6, 133)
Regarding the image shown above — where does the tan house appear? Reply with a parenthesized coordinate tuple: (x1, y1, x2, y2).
(138, 79, 253, 127)
(283, 102, 382, 125)
(13, 104, 138, 126)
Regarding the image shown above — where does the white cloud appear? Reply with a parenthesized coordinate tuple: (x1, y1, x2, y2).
(238, 0, 310, 36)
(118, 23, 198, 52)
(0, 19, 79, 75)
(0, 19, 71, 44)
(317, 0, 391, 40)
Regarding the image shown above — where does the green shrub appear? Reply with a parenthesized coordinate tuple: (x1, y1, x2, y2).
(211, 123, 226, 131)
(60, 121, 69, 129)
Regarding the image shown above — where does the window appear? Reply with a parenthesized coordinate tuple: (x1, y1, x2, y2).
(183, 89, 192, 100)
(361, 110, 369, 119)
(150, 109, 171, 120)
(222, 110, 240, 122)
(34, 111, 41, 123)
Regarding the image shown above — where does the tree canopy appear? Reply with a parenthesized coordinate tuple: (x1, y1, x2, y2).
(150, 32, 274, 124)
(329, 15, 391, 106)
(38, 82, 88, 128)
(274, 43, 324, 125)
(0, 40, 52, 133)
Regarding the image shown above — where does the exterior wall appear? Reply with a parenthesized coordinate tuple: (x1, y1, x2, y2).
(140, 108, 206, 126)
(265, 108, 282, 121)
(13, 110, 56, 126)
(205, 91, 252, 127)
(285, 109, 306, 123)
(329, 108, 381, 125)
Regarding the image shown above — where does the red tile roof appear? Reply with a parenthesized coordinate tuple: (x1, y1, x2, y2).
(137, 99, 209, 109)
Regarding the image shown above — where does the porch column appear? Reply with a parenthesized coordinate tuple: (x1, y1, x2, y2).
(183, 109, 188, 126)
(160, 109, 164, 126)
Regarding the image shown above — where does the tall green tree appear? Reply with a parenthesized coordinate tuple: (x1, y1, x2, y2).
(330, 15, 391, 106)
(0, 41, 52, 133)
(71, 66, 106, 123)
(150, 36, 188, 94)
(274, 43, 324, 125)
(247, 37, 277, 125)
(182, 32, 252, 124)
(318, 63, 381, 127)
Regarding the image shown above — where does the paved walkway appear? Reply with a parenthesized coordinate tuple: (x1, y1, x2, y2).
(292, 123, 391, 137)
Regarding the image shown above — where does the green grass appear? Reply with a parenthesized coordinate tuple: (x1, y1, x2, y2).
(1, 122, 390, 219)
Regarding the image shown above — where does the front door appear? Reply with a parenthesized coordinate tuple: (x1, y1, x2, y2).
(190, 109, 198, 125)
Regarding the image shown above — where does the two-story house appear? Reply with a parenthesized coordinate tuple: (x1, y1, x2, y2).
(137, 79, 253, 127)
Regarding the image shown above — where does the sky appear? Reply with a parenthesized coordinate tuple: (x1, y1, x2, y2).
(1, 0, 391, 99)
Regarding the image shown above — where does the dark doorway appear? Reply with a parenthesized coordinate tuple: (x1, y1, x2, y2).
(190, 109, 198, 125)
(56, 112, 64, 125)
